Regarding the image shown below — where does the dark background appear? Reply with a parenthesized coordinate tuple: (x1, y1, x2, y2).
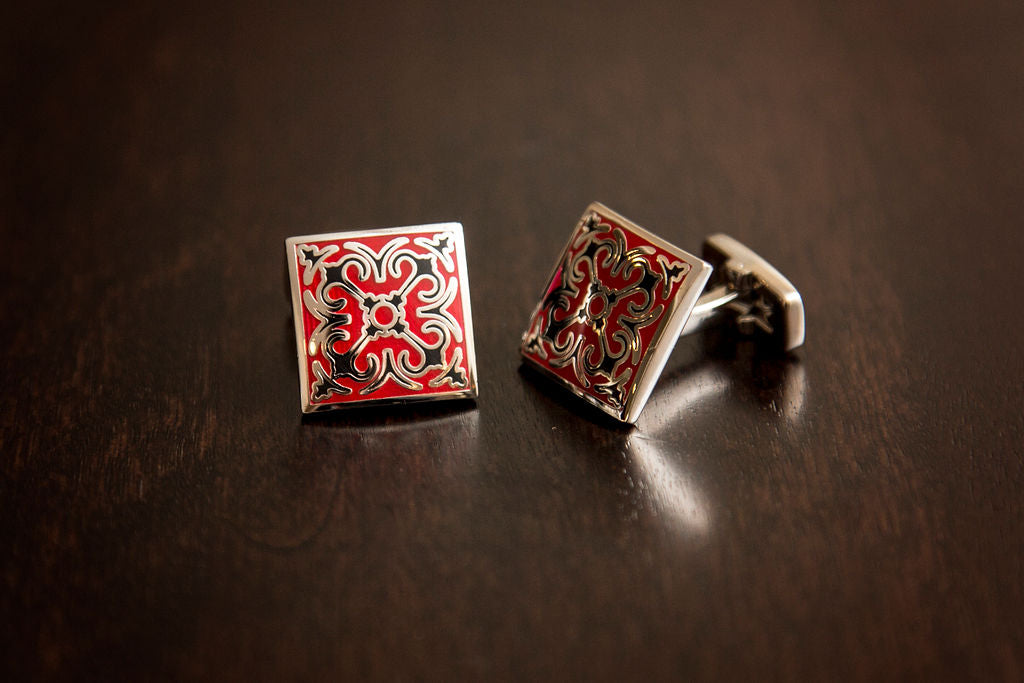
(3, 0, 1023, 680)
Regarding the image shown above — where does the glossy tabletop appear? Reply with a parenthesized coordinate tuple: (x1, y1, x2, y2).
(3, 0, 1023, 679)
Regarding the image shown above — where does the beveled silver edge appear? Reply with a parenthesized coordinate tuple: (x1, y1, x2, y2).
(622, 258, 713, 423)
(284, 222, 464, 248)
(284, 238, 312, 412)
(450, 225, 480, 396)
(284, 222, 478, 413)
(704, 233, 805, 351)
(520, 203, 712, 424)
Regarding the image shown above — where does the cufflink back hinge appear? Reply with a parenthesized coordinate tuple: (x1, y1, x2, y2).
(681, 233, 804, 352)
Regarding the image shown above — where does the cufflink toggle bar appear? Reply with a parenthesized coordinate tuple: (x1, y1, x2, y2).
(681, 233, 805, 352)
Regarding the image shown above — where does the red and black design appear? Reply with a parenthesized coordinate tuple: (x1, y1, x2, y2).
(521, 205, 710, 423)
(287, 224, 477, 412)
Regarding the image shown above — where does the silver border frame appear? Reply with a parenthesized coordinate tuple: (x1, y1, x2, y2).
(285, 222, 478, 413)
(521, 202, 712, 424)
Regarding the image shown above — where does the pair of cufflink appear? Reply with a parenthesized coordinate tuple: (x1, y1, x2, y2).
(285, 202, 804, 424)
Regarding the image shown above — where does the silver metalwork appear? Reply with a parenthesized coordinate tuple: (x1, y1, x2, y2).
(681, 233, 805, 352)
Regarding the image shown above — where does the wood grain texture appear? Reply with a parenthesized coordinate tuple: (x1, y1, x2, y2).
(2, 0, 1023, 680)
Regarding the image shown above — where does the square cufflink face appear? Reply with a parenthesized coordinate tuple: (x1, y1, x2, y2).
(286, 223, 478, 413)
(521, 203, 712, 423)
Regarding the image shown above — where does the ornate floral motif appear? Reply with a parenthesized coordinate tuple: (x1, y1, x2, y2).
(289, 227, 475, 411)
(521, 209, 695, 418)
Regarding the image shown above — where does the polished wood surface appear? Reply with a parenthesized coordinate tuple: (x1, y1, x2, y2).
(3, 0, 1023, 680)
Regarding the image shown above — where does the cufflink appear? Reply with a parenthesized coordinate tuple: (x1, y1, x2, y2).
(286, 223, 478, 413)
(520, 203, 804, 424)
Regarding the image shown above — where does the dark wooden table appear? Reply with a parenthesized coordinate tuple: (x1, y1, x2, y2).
(3, 0, 1023, 680)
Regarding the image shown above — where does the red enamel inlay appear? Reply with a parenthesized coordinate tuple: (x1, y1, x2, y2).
(292, 229, 473, 409)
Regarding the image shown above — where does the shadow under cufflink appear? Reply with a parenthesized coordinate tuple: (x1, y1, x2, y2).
(701, 323, 804, 406)
(645, 327, 807, 427)
(517, 362, 635, 432)
(299, 397, 479, 429)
